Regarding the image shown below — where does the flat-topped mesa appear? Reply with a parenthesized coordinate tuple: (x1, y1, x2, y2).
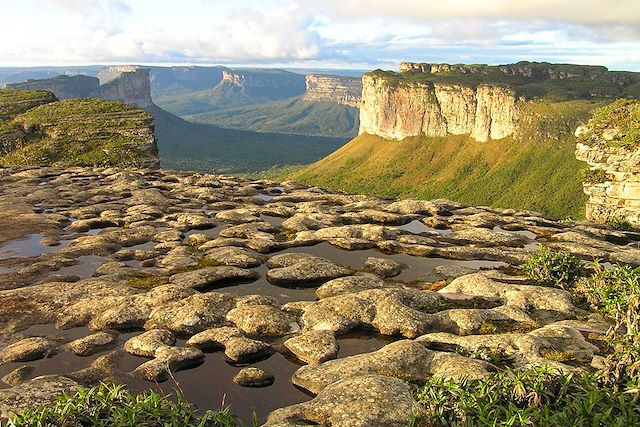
(575, 99, 640, 226)
(359, 73, 516, 142)
(4, 75, 100, 100)
(399, 61, 630, 83)
(93, 66, 153, 108)
(303, 74, 362, 108)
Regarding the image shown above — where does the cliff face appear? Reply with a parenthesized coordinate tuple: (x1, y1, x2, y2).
(92, 67, 153, 107)
(303, 74, 362, 107)
(217, 69, 306, 100)
(575, 100, 640, 225)
(358, 74, 516, 142)
(5, 66, 153, 108)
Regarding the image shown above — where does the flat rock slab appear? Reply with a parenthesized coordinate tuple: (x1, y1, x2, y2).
(66, 332, 116, 357)
(132, 346, 204, 382)
(226, 304, 296, 337)
(124, 329, 175, 357)
(0, 337, 58, 364)
(266, 253, 352, 287)
(265, 375, 422, 427)
(0, 375, 80, 420)
(284, 330, 339, 364)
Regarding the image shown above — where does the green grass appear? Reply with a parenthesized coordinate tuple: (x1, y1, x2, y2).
(577, 99, 640, 149)
(521, 246, 585, 289)
(0, 93, 156, 167)
(0, 89, 57, 120)
(412, 367, 640, 427)
(288, 99, 601, 219)
(373, 61, 640, 102)
(183, 96, 359, 139)
(9, 383, 247, 427)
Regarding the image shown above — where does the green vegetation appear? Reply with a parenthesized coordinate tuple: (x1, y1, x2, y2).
(607, 216, 637, 232)
(0, 89, 57, 120)
(183, 96, 359, 139)
(521, 246, 585, 289)
(147, 104, 347, 173)
(412, 255, 640, 426)
(412, 368, 639, 426)
(373, 62, 640, 102)
(0, 91, 157, 168)
(581, 168, 608, 184)
(9, 383, 243, 427)
(577, 99, 640, 149)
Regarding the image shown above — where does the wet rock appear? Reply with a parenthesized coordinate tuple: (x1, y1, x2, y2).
(202, 247, 265, 268)
(439, 273, 576, 318)
(187, 326, 273, 362)
(0, 337, 57, 364)
(363, 257, 407, 277)
(0, 375, 80, 420)
(233, 367, 274, 387)
(67, 351, 122, 385)
(124, 329, 176, 357)
(226, 304, 296, 337)
(1, 366, 35, 387)
(444, 227, 529, 247)
(292, 340, 493, 394)
(132, 346, 204, 382)
(66, 332, 115, 356)
(169, 266, 259, 289)
(433, 265, 478, 279)
(284, 330, 339, 364)
(266, 253, 352, 286)
(265, 374, 422, 427)
(215, 209, 260, 223)
(156, 246, 198, 270)
(315, 275, 399, 299)
(300, 288, 458, 337)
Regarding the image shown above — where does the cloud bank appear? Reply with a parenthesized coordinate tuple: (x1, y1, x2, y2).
(1, 0, 639, 70)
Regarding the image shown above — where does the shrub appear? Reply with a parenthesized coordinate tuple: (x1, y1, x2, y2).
(607, 216, 637, 232)
(580, 168, 608, 184)
(9, 383, 243, 427)
(521, 246, 585, 289)
(412, 367, 640, 426)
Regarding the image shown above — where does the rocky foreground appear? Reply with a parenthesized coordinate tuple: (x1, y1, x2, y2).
(0, 166, 638, 425)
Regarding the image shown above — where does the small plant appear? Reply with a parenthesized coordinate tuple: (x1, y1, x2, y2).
(412, 367, 640, 426)
(607, 216, 637, 232)
(9, 382, 243, 427)
(580, 168, 608, 184)
(576, 262, 640, 319)
(521, 246, 585, 289)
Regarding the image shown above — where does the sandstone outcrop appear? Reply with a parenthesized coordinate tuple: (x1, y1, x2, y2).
(303, 74, 362, 107)
(359, 73, 517, 142)
(575, 99, 640, 226)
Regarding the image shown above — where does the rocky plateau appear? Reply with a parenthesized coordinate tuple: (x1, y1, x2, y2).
(0, 165, 637, 425)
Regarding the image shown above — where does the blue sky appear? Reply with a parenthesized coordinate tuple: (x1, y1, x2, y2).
(2, 0, 640, 71)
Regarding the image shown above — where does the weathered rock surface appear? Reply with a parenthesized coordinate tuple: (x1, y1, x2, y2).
(0, 375, 80, 420)
(265, 375, 422, 427)
(187, 326, 273, 362)
(284, 330, 339, 364)
(124, 329, 176, 357)
(266, 253, 352, 286)
(132, 346, 204, 382)
(169, 266, 259, 289)
(0, 337, 57, 364)
(233, 367, 274, 387)
(66, 332, 115, 356)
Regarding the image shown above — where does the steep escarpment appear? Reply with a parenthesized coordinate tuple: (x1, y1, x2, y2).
(94, 66, 153, 107)
(5, 66, 153, 108)
(576, 99, 640, 226)
(359, 73, 516, 142)
(303, 74, 362, 107)
(0, 89, 158, 168)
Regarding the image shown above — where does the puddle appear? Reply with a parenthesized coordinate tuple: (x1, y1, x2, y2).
(255, 194, 274, 202)
(493, 226, 537, 240)
(397, 220, 452, 236)
(0, 234, 69, 260)
(216, 264, 317, 303)
(336, 331, 396, 358)
(283, 242, 507, 283)
(261, 215, 286, 227)
(54, 255, 108, 279)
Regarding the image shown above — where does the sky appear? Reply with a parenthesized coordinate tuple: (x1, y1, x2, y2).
(2, 0, 640, 71)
